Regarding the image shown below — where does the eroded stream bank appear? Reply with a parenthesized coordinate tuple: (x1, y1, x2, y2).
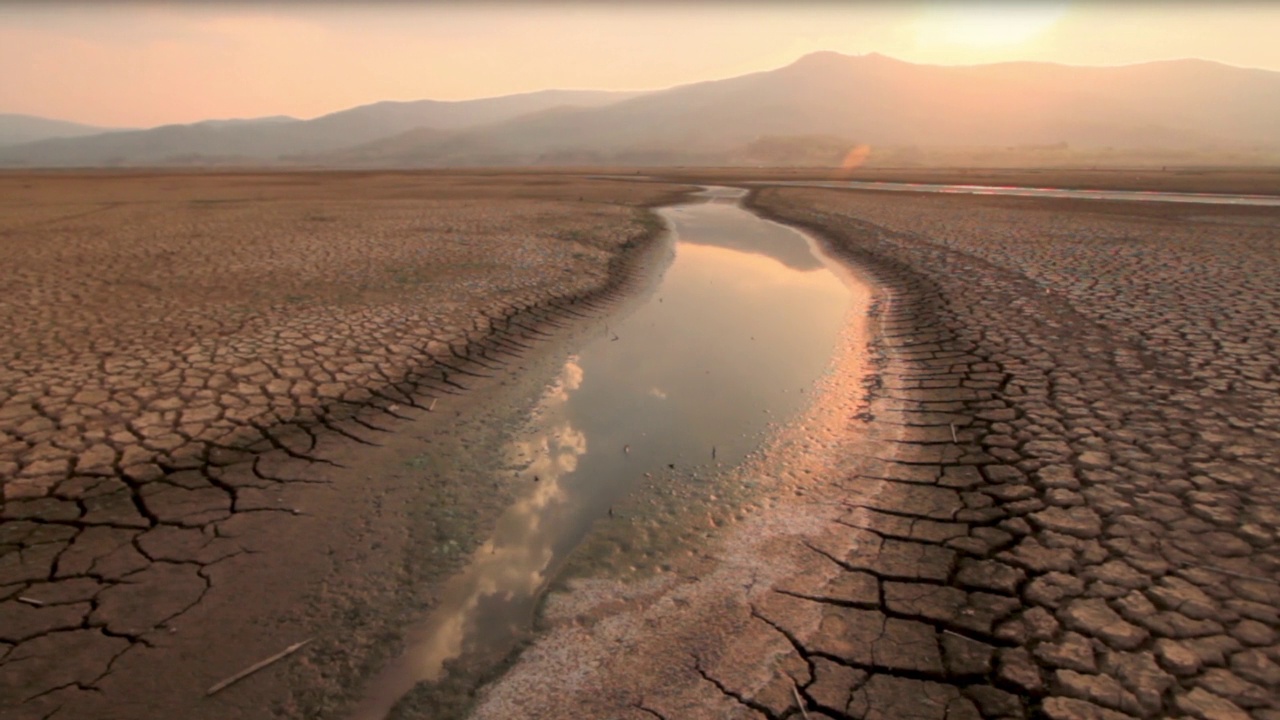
(351, 187, 869, 719)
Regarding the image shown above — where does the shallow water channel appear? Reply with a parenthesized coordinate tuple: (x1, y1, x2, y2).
(351, 187, 855, 718)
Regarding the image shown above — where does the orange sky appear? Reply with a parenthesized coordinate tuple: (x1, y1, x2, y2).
(2, 2, 1277, 128)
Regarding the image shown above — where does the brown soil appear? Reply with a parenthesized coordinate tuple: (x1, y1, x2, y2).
(0, 170, 688, 500)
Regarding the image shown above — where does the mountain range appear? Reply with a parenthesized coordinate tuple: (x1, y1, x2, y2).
(3, 52, 1278, 168)
(0, 114, 131, 147)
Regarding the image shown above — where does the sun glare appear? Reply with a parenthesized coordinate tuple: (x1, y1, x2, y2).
(920, 1, 1069, 49)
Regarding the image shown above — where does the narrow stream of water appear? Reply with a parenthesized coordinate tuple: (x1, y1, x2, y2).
(749, 179, 1280, 206)
(349, 187, 855, 719)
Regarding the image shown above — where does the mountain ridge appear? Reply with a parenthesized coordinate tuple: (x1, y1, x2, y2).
(0, 113, 132, 148)
(3, 53, 1277, 168)
(0, 88, 645, 166)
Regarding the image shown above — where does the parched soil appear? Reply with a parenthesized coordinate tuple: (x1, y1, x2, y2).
(471, 187, 1280, 720)
(740, 189, 1280, 718)
(6, 171, 1279, 720)
(0, 171, 692, 718)
(742, 188, 1280, 720)
(0, 171, 686, 499)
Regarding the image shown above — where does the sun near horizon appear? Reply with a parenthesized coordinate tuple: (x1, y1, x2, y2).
(1, 1, 1277, 128)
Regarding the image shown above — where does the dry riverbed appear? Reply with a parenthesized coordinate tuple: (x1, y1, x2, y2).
(3, 171, 1278, 720)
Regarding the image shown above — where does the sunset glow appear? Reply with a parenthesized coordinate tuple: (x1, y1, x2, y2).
(839, 145, 873, 172)
(0, 2, 1276, 127)
(918, 2, 1070, 48)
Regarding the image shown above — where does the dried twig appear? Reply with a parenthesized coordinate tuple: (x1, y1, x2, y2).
(790, 678, 810, 720)
(206, 638, 312, 696)
(428, 398, 437, 412)
(16, 596, 44, 607)
(949, 423, 958, 444)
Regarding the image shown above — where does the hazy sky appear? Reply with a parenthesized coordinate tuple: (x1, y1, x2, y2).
(2, 1, 1277, 127)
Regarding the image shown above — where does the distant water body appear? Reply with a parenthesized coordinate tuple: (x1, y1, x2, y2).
(748, 179, 1280, 207)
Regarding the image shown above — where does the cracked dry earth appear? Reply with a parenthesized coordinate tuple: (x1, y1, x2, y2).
(724, 188, 1278, 720)
(0, 171, 689, 718)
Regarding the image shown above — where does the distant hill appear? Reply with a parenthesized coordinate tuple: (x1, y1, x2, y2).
(322, 52, 1279, 167)
(3, 53, 1278, 168)
(189, 116, 300, 129)
(0, 113, 128, 147)
(0, 89, 644, 166)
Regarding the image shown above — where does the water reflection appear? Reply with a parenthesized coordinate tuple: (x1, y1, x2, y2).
(671, 206, 825, 270)
(351, 189, 855, 719)
(349, 359, 586, 720)
(564, 240, 847, 475)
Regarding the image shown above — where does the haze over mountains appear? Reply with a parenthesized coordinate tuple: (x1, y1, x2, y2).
(0, 89, 642, 167)
(3, 52, 1278, 168)
(0, 114, 131, 148)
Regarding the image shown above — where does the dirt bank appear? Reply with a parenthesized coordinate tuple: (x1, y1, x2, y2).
(742, 188, 1278, 719)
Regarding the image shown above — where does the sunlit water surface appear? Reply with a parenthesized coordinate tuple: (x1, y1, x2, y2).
(350, 187, 855, 719)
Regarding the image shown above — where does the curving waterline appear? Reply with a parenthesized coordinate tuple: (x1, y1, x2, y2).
(347, 186, 864, 719)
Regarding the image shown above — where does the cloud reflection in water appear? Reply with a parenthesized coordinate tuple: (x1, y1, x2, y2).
(417, 356, 587, 679)
(349, 357, 588, 720)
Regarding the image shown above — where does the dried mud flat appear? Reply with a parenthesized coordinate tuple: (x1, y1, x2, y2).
(0, 171, 693, 719)
(740, 190, 1280, 720)
(470, 187, 1280, 720)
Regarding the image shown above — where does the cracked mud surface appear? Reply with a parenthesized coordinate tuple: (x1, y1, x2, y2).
(472, 188, 1279, 720)
(0, 171, 693, 718)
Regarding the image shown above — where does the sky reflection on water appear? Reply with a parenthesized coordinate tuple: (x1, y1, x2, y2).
(351, 190, 853, 719)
